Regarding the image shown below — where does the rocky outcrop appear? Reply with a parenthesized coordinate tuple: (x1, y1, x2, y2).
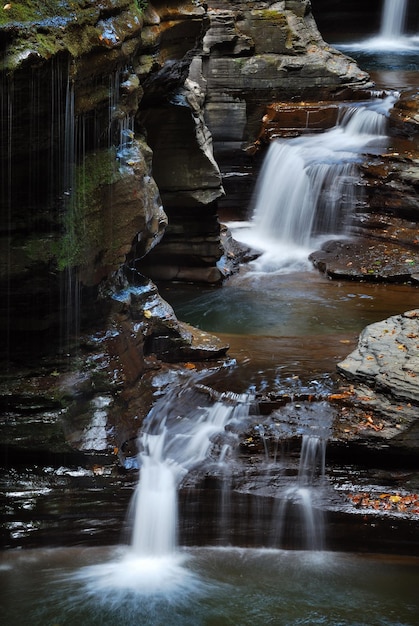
(337, 309, 419, 404)
(191, 0, 371, 211)
(328, 308, 419, 461)
(137, 77, 225, 283)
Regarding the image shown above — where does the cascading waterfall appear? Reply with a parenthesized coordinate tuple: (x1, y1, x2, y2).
(381, 0, 408, 39)
(130, 385, 253, 559)
(274, 429, 329, 551)
(229, 96, 394, 273)
(78, 381, 253, 594)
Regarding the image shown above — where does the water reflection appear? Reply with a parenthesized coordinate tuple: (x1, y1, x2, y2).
(160, 271, 419, 338)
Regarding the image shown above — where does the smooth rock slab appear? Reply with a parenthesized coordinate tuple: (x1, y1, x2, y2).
(337, 310, 419, 404)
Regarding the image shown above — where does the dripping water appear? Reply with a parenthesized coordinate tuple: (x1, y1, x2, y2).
(261, 400, 333, 551)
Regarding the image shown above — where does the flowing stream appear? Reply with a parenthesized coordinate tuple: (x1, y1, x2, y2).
(2, 3, 419, 625)
(227, 95, 394, 273)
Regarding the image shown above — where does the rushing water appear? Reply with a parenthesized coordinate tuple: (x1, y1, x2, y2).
(2, 3, 419, 623)
(129, 383, 252, 559)
(381, 0, 408, 39)
(225, 96, 394, 274)
(337, 0, 419, 55)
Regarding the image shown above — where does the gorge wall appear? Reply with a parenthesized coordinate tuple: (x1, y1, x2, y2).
(0, 0, 372, 354)
(1, 0, 419, 461)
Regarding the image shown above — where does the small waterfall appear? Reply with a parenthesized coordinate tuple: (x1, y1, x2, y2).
(381, 0, 407, 39)
(231, 97, 394, 273)
(338, 0, 418, 51)
(130, 383, 253, 559)
(271, 402, 332, 551)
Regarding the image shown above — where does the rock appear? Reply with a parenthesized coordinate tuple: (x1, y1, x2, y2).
(389, 90, 419, 135)
(309, 235, 419, 282)
(337, 309, 419, 404)
(195, 0, 372, 212)
(200, 0, 371, 158)
(138, 77, 225, 283)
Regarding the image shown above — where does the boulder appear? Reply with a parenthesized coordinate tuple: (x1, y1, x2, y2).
(337, 309, 419, 404)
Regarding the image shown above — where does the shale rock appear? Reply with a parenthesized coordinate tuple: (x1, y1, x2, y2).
(199, 0, 372, 161)
(337, 309, 419, 404)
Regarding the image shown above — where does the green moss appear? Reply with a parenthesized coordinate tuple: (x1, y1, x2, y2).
(24, 236, 59, 264)
(134, 0, 148, 13)
(57, 148, 122, 271)
(0, 1, 73, 26)
(253, 9, 287, 24)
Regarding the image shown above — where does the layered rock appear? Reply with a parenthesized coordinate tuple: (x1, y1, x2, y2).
(201, 0, 371, 153)
(338, 309, 419, 404)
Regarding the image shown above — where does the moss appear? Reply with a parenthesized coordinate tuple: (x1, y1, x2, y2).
(0, 1, 142, 70)
(24, 236, 59, 265)
(57, 148, 122, 271)
(252, 9, 287, 24)
(0, 1, 74, 26)
(134, 0, 148, 12)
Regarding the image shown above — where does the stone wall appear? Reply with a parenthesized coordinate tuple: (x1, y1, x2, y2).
(0, 0, 373, 355)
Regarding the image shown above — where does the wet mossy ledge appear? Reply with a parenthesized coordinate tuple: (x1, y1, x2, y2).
(0, 0, 146, 70)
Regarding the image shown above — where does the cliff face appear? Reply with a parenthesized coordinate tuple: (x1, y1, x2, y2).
(0, 0, 378, 462)
(0, 1, 371, 343)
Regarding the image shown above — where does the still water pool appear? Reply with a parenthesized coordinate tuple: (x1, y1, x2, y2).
(1, 546, 418, 625)
(159, 270, 419, 392)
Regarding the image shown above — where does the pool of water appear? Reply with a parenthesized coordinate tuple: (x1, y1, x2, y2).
(1, 546, 418, 625)
(159, 270, 419, 392)
(160, 271, 418, 338)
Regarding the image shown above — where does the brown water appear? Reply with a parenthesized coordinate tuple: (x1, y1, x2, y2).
(160, 270, 419, 393)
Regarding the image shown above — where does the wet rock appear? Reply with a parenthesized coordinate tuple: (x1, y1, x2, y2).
(337, 309, 419, 404)
(138, 78, 225, 283)
(200, 0, 371, 158)
(389, 90, 419, 135)
(309, 236, 419, 282)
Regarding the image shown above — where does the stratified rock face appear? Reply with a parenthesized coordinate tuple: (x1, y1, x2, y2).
(137, 77, 225, 283)
(334, 310, 419, 459)
(198, 0, 371, 159)
(337, 310, 419, 404)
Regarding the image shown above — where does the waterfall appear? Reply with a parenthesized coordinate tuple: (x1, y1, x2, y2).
(130, 383, 253, 559)
(265, 400, 333, 551)
(381, 0, 407, 39)
(338, 0, 418, 51)
(229, 97, 394, 273)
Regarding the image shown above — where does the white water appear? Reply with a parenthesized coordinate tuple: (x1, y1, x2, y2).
(131, 387, 251, 558)
(339, 0, 419, 52)
(75, 383, 252, 594)
(381, 0, 408, 39)
(228, 96, 394, 274)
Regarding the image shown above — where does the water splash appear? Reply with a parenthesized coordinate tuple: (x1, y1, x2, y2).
(228, 96, 395, 274)
(338, 0, 419, 52)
